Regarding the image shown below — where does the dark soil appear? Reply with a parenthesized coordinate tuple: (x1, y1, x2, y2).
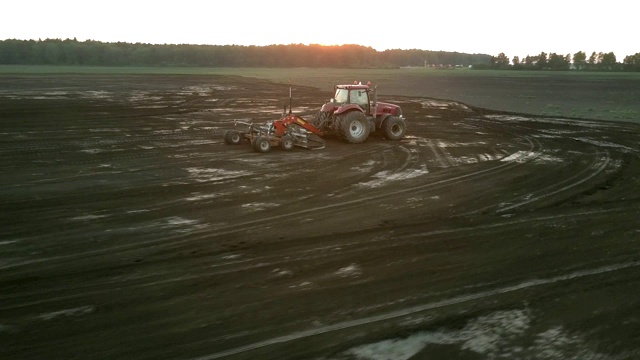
(376, 72, 640, 122)
(1, 75, 640, 360)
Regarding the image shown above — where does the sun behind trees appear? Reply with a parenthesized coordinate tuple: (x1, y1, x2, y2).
(0, 38, 490, 68)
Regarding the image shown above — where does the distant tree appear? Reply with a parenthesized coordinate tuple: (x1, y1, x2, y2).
(547, 53, 569, 70)
(524, 55, 535, 68)
(587, 51, 597, 70)
(491, 52, 510, 69)
(536, 52, 548, 69)
(0, 39, 20, 63)
(623, 53, 640, 71)
(511, 55, 523, 70)
(60, 38, 79, 64)
(43, 40, 61, 64)
(572, 51, 586, 70)
(600, 52, 617, 70)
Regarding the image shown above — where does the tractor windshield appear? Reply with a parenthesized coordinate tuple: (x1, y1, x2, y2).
(334, 88, 349, 104)
(351, 89, 368, 107)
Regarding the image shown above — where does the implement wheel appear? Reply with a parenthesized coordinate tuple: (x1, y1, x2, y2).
(280, 135, 294, 151)
(253, 136, 271, 153)
(224, 130, 242, 145)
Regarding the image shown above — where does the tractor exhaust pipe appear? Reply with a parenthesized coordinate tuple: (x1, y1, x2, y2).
(372, 85, 378, 116)
(288, 81, 293, 115)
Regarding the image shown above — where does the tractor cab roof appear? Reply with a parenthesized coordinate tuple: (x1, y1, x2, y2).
(335, 84, 371, 91)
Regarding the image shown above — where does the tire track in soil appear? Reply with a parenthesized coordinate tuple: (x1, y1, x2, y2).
(465, 116, 629, 215)
(0, 128, 542, 315)
(3, 204, 635, 354)
(0, 111, 573, 287)
(189, 259, 640, 360)
(0, 131, 538, 272)
(2, 205, 630, 317)
(184, 208, 640, 359)
(0, 117, 540, 315)
(425, 139, 451, 168)
(497, 148, 611, 213)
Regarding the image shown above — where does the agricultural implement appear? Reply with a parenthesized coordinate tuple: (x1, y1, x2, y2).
(223, 113, 326, 153)
(223, 81, 406, 152)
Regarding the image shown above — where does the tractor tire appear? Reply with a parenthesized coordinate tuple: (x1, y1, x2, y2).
(337, 111, 370, 144)
(224, 130, 242, 145)
(280, 135, 294, 151)
(313, 111, 330, 129)
(382, 116, 406, 140)
(253, 136, 271, 153)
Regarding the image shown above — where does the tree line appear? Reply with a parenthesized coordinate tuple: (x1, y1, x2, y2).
(0, 38, 491, 68)
(3, 39, 637, 71)
(481, 51, 640, 71)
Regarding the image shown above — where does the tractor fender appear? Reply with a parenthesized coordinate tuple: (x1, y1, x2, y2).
(374, 113, 393, 129)
(320, 103, 336, 112)
(334, 104, 364, 116)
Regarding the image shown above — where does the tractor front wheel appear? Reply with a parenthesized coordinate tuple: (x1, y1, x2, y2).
(382, 116, 406, 140)
(253, 136, 271, 153)
(337, 111, 370, 144)
(224, 130, 242, 145)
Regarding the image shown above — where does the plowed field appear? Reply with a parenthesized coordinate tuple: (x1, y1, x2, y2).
(2, 75, 640, 359)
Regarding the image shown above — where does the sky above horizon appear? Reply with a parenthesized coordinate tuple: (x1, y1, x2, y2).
(2, 0, 637, 60)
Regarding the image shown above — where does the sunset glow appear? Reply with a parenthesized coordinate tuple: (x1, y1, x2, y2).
(2, 0, 637, 59)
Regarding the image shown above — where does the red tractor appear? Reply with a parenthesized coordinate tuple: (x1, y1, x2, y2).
(223, 82, 406, 152)
(313, 81, 407, 143)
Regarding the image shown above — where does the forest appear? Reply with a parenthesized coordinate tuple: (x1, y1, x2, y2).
(1, 38, 639, 71)
(0, 38, 488, 68)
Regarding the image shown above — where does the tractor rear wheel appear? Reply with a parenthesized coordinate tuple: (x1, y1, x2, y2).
(382, 116, 406, 140)
(280, 135, 294, 151)
(253, 136, 271, 153)
(224, 130, 242, 145)
(337, 111, 370, 144)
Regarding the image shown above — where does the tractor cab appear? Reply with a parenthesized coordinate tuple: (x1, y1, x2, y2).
(332, 84, 372, 115)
